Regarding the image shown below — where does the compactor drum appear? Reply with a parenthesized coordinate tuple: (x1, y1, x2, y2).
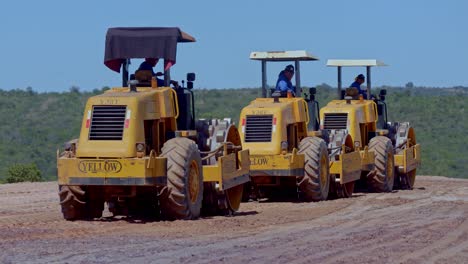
(57, 27, 250, 221)
(325, 60, 421, 192)
(239, 51, 361, 201)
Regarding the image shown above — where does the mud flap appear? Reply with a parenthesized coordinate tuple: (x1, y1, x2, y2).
(330, 151, 362, 184)
(395, 144, 421, 173)
(202, 149, 250, 191)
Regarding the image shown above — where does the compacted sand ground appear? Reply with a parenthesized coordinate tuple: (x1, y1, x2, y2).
(0, 176, 467, 264)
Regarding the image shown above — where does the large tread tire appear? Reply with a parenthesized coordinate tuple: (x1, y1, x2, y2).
(59, 185, 86, 220)
(297, 137, 330, 202)
(59, 185, 103, 220)
(395, 169, 416, 190)
(367, 136, 395, 192)
(336, 181, 355, 198)
(201, 183, 242, 216)
(160, 137, 203, 220)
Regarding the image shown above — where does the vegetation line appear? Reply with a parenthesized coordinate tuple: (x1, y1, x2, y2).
(0, 85, 466, 182)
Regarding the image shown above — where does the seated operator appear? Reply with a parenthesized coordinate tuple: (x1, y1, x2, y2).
(350, 74, 367, 99)
(137, 58, 165, 87)
(137, 58, 179, 88)
(275, 64, 295, 96)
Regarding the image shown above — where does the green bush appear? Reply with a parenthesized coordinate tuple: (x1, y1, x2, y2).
(6, 163, 42, 183)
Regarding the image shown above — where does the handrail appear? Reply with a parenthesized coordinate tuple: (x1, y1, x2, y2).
(371, 101, 378, 123)
(302, 99, 310, 125)
(169, 88, 179, 119)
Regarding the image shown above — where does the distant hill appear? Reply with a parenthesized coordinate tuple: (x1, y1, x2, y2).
(0, 86, 466, 182)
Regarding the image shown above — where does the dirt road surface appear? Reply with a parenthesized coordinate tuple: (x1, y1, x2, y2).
(0, 176, 467, 264)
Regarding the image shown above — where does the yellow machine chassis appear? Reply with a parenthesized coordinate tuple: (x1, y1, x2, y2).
(248, 148, 361, 185)
(248, 151, 305, 177)
(58, 156, 167, 185)
(58, 149, 250, 191)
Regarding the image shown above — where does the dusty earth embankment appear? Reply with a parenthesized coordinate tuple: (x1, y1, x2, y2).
(0, 176, 467, 263)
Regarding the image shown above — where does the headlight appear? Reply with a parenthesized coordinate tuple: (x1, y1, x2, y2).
(281, 141, 288, 151)
(136, 143, 145, 152)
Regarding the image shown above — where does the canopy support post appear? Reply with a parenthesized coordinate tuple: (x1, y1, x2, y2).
(366, 66, 371, 98)
(164, 59, 171, 87)
(295, 60, 301, 97)
(122, 59, 129, 87)
(337, 66, 342, 99)
(261, 60, 267, 97)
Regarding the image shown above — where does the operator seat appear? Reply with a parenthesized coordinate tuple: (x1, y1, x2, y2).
(345, 87, 360, 99)
(134, 70, 153, 87)
(270, 88, 293, 98)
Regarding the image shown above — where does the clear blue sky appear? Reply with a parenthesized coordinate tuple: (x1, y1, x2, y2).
(1, 0, 467, 91)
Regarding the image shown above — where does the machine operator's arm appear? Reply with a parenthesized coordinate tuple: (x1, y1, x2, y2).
(276, 80, 289, 92)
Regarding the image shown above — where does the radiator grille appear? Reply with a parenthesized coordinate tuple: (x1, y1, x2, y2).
(89, 106, 126, 140)
(245, 115, 273, 142)
(323, 113, 348, 130)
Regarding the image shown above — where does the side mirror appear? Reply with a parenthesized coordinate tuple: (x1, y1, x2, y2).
(309, 87, 317, 95)
(379, 89, 387, 101)
(187, 73, 196, 82)
(187, 82, 194, 89)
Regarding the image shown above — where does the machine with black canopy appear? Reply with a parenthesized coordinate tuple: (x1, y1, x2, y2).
(56, 27, 250, 221)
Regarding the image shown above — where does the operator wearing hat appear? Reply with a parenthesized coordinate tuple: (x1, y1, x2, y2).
(350, 74, 367, 99)
(275, 64, 296, 96)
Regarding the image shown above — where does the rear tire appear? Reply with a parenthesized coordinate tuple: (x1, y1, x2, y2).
(59, 186, 103, 220)
(367, 136, 395, 192)
(336, 181, 355, 198)
(160, 138, 203, 220)
(396, 169, 416, 190)
(297, 137, 330, 201)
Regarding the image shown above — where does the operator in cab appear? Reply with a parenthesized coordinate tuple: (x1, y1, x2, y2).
(350, 74, 367, 99)
(275, 64, 295, 96)
(137, 58, 165, 87)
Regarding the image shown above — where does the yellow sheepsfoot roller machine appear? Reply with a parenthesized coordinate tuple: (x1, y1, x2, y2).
(238, 51, 361, 201)
(57, 27, 249, 221)
(325, 59, 421, 191)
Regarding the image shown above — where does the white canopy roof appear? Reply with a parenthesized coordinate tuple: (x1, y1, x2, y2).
(327, 59, 387, 67)
(250, 50, 319, 61)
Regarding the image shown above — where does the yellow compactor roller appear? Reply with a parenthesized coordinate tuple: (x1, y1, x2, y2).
(239, 51, 361, 201)
(57, 27, 250, 220)
(325, 59, 421, 191)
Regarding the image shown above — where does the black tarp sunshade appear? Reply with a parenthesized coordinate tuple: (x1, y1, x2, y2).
(104, 27, 196, 72)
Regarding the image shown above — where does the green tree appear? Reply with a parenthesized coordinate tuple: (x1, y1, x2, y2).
(5, 163, 42, 183)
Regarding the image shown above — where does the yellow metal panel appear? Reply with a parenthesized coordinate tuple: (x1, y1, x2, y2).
(320, 100, 379, 148)
(360, 148, 375, 171)
(158, 88, 177, 118)
(76, 87, 178, 158)
(248, 152, 305, 177)
(395, 144, 421, 173)
(202, 150, 251, 190)
(329, 161, 341, 175)
(340, 151, 362, 184)
(57, 157, 166, 185)
(202, 165, 220, 183)
(330, 151, 361, 184)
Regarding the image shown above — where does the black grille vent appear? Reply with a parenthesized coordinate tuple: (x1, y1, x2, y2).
(89, 106, 126, 140)
(323, 113, 348, 130)
(245, 115, 273, 142)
